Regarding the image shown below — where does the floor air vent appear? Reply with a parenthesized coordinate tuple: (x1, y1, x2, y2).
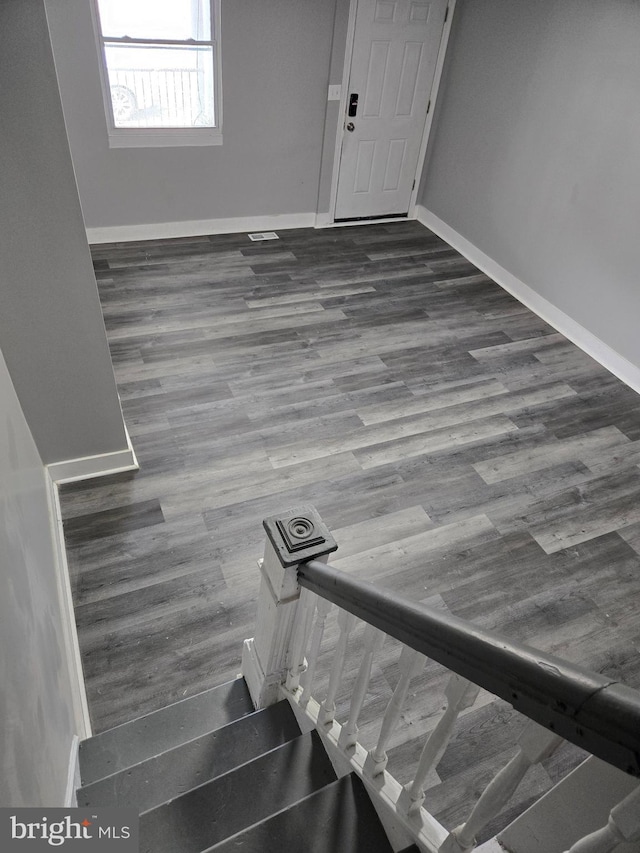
(248, 232, 279, 241)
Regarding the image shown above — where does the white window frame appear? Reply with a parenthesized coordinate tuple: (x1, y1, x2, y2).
(90, 0, 222, 148)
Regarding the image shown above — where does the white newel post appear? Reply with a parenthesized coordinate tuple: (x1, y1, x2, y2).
(242, 506, 338, 710)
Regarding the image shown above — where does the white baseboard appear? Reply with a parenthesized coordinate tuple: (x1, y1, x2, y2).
(86, 212, 316, 244)
(416, 205, 640, 395)
(64, 735, 81, 807)
(45, 473, 92, 743)
(44, 423, 139, 746)
(47, 425, 138, 484)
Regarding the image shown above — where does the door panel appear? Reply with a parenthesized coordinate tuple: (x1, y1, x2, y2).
(355, 141, 377, 193)
(395, 42, 424, 116)
(383, 138, 406, 190)
(335, 0, 448, 220)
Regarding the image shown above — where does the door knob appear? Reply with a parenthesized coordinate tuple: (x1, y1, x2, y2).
(346, 122, 355, 132)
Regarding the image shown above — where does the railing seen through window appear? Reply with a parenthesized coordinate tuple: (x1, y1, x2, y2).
(94, 0, 220, 134)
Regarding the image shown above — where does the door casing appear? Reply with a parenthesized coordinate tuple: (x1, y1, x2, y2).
(319, 0, 456, 228)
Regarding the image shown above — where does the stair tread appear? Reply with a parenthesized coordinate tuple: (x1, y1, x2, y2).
(205, 774, 395, 853)
(80, 677, 253, 786)
(77, 700, 301, 812)
(139, 730, 337, 853)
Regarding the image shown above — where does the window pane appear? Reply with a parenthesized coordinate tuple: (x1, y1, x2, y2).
(97, 0, 211, 42)
(105, 44, 215, 128)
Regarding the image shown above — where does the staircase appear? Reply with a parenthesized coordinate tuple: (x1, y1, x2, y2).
(76, 677, 417, 852)
(74, 507, 640, 853)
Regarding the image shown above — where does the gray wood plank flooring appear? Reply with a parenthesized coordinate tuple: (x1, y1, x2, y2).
(60, 222, 640, 838)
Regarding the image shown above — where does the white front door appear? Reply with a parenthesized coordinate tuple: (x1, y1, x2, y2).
(335, 0, 449, 220)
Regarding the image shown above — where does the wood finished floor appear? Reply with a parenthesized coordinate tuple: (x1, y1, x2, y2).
(60, 222, 640, 837)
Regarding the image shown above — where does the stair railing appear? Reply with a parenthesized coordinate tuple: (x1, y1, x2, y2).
(242, 506, 640, 853)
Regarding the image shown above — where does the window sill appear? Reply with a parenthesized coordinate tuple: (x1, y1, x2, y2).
(107, 128, 223, 149)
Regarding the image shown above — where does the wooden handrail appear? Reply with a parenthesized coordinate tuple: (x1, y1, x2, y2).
(300, 559, 640, 777)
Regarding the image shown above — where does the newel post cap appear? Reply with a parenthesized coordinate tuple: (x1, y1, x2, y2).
(262, 505, 338, 567)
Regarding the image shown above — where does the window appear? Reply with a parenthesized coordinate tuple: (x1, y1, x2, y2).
(93, 0, 222, 147)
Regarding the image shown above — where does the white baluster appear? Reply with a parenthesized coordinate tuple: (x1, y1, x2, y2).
(398, 673, 480, 814)
(364, 645, 426, 777)
(284, 587, 317, 693)
(338, 623, 386, 750)
(318, 608, 357, 726)
(299, 596, 333, 708)
(563, 784, 640, 853)
(439, 721, 563, 852)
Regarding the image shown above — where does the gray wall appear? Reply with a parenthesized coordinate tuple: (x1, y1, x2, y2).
(46, 0, 338, 229)
(0, 345, 78, 806)
(0, 0, 128, 465)
(420, 0, 640, 370)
